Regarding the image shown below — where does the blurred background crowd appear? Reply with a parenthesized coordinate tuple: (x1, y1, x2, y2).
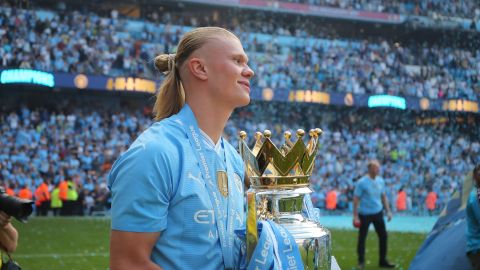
(1, 98, 478, 216)
(275, 0, 480, 19)
(1, 3, 479, 100)
(0, 0, 479, 216)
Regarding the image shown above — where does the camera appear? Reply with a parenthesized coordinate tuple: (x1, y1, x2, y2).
(0, 187, 33, 222)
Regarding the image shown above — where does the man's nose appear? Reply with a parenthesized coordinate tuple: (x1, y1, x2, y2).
(243, 65, 254, 78)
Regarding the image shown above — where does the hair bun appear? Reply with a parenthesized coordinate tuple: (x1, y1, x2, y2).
(155, 54, 176, 73)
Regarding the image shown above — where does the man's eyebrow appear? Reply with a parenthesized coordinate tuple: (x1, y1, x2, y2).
(233, 54, 249, 63)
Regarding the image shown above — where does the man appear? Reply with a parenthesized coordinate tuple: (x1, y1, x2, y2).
(109, 27, 254, 270)
(353, 160, 395, 269)
(34, 180, 50, 216)
(425, 188, 437, 215)
(466, 165, 480, 270)
(396, 187, 406, 212)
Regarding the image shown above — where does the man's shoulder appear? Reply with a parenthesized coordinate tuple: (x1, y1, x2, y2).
(133, 120, 186, 150)
(113, 120, 187, 171)
(108, 121, 186, 189)
(376, 176, 386, 184)
(356, 175, 369, 185)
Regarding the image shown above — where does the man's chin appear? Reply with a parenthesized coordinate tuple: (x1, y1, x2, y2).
(238, 96, 250, 107)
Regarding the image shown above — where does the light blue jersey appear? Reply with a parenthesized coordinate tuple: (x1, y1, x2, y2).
(354, 175, 385, 215)
(466, 189, 480, 253)
(108, 105, 246, 270)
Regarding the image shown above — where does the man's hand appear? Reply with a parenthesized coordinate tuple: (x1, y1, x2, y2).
(0, 211, 12, 228)
(381, 193, 392, 222)
(386, 211, 392, 222)
(354, 215, 360, 225)
(353, 215, 361, 228)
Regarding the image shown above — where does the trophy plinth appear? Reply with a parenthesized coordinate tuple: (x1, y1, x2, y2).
(239, 129, 332, 270)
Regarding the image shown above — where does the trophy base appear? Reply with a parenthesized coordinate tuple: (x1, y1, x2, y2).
(282, 220, 332, 270)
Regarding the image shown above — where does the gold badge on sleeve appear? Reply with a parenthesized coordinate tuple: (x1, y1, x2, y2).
(216, 171, 229, 197)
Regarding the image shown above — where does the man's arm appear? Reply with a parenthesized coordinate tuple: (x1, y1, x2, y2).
(0, 223, 18, 253)
(0, 211, 18, 253)
(353, 196, 360, 224)
(110, 230, 163, 270)
(381, 193, 392, 221)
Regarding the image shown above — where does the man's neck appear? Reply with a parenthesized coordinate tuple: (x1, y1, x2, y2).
(368, 174, 377, 180)
(187, 99, 231, 144)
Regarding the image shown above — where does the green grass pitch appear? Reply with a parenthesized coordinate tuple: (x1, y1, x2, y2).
(11, 217, 426, 269)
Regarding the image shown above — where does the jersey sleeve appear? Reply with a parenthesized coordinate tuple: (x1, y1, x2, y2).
(380, 178, 387, 194)
(353, 180, 363, 198)
(108, 141, 175, 232)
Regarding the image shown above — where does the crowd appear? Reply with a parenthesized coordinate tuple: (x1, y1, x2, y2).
(1, 5, 479, 101)
(1, 100, 478, 216)
(226, 102, 480, 215)
(0, 102, 151, 216)
(1, 2, 479, 215)
(278, 0, 480, 19)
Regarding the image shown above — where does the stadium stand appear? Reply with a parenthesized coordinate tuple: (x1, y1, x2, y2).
(272, 0, 480, 19)
(1, 4, 479, 100)
(1, 92, 479, 215)
(0, 0, 479, 216)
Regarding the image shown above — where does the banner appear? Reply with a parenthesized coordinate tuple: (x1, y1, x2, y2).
(0, 69, 54, 87)
(0, 70, 158, 94)
(1, 69, 478, 115)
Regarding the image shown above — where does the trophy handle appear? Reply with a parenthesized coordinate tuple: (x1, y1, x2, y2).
(246, 191, 258, 261)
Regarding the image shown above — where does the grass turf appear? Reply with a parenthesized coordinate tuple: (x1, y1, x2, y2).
(11, 217, 425, 269)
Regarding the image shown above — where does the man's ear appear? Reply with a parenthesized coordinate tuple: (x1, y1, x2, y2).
(187, 57, 208, 81)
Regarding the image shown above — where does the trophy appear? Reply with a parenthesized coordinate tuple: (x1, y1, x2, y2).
(239, 128, 331, 270)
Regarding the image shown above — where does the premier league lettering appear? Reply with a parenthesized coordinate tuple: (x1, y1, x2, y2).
(182, 108, 236, 268)
(287, 255, 298, 270)
(255, 234, 272, 265)
(278, 226, 293, 253)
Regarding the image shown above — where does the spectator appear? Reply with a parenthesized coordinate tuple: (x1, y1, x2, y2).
(426, 189, 438, 215)
(17, 185, 32, 200)
(50, 183, 62, 216)
(396, 187, 407, 212)
(34, 180, 50, 216)
(326, 187, 338, 211)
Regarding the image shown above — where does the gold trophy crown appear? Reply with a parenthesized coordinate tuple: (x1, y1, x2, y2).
(238, 128, 323, 188)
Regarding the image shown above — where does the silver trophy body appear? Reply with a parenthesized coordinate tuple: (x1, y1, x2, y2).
(239, 129, 332, 270)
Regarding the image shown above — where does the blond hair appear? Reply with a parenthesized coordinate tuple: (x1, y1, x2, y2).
(368, 159, 380, 168)
(153, 27, 238, 121)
